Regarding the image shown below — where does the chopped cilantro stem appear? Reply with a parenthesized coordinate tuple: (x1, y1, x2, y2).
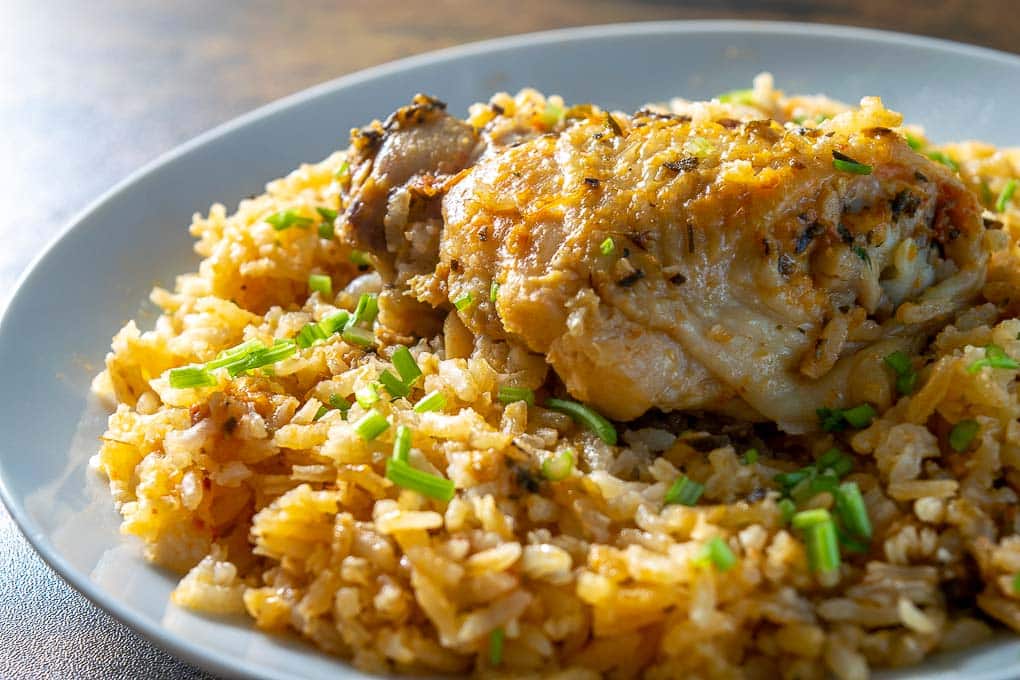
(664, 475, 705, 506)
(385, 458, 454, 501)
(832, 150, 872, 175)
(168, 366, 216, 389)
(498, 386, 535, 406)
(545, 398, 617, 445)
(949, 419, 980, 453)
(353, 410, 389, 441)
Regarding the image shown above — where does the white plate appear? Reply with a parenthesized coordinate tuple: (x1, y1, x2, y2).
(2, 21, 1019, 680)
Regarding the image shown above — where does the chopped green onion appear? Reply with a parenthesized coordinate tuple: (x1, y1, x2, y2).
(355, 383, 380, 409)
(413, 390, 447, 413)
(453, 292, 473, 311)
(790, 471, 839, 505)
(884, 351, 918, 395)
(318, 311, 350, 336)
(778, 498, 796, 524)
(392, 424, 412, 462)
(315, 207, 337, 240)
(924, 150, 959, 172)
(353, 410, 389, 441)
(817, 404, 875, 432)
(206, 339, 264, 370)
(832, 150, 872, 175)
(266, 209, 313, 231)
(334, 160, 350, 179)
(489, 281, 499, 303)
(967, 344, 1020, 373)
(775, 468, 813, 491)
(542, 449, 575, 481)
(296, 322, 329, 349)
(1013, 573, 1020, 594)
(664, 475, 705, 506)
(684, 136, 714, 157)
(308, 274, 332, 297)
(350, 293, 379, 327)
(545, 398, 617, 445)
(816, 448, 843, 470)
(836, 525, 871, 554)
(227, 340, 297, 376)
(853, 245, 872, 267)
(385, 457, 455, 501)
(342, 324, 375, 347)
(313, 405, 329, 421)
(498, 386, 535, 406)
(982, 180, 995, 207)
(800, 512, 841, 575)
(905, 133, 924, 150)
(949, 419, 980, 453)
(700, 536, 737, 572)
(541, 101, 564, 128)
(168, 366, 216, 389)
(391, 346, 422, 385)
(996, 179, 1018, 213)
(378, 369, 409, 399)
(791, 508, 833, 530)
(488, 627, 505, 667)
(834, 482, 872, 540)
(718, 88, 754, 105)
(600, 237, 615, 256)
(349, 250, 372, 267)
(329, 394, 351, 413)
(743, 448, 760, 465)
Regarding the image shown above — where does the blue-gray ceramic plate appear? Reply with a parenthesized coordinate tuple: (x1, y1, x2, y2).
(2, 21, 1019, 680)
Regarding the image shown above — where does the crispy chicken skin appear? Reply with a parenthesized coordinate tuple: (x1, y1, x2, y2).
(343, 94, 989, 432)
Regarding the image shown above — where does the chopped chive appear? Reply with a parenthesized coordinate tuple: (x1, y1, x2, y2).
(308, 273, 332, 297)
(206, 339, 264, 370)
(355, 383, 380, 409)
(996, 179, 1018, 213)
(342, 324, 375, 347)
(801, 514, 841, 575)
(353, 410, 389, 441)
(318, 311, 351, 336)
(391, 346, 422, 385)
(832, 150, 872, 175)
(949, 419, 980, 453)
(168, 366, 217, 389)
(265, 209, 313, 231)
(545, 398, 616, 445)
(392, 424, 412, 462)
(664, 475, 704, 506)
(905, 133, 924, 150)
(600, 237, 615, 255)
(349, 250, 372, 267)
(315, 207, 337, 240)
(313, 405, 329, 421)
(834, 481, 872, 540)
(349, 293, 379, 327)
(541, 101, 564, 128)
(498, 386, 535, 406)
(967, 344, 1020, 373)
(379, 369, 409, 399)
(778, 498, 796, 524)
(743, 448, 760, 465)
(884, 351, 918, 395)
(924, 150, 959, 172)
(700, 536, 737, 572)
(718, 88, 754, 105)
(385, 457, 454, 501)
(842, 404, 876, 429)
(328, 394, 351, 413)
(334, 160, 350, 179)
(542, 449, 575, 481)
(488, 627, 505, 667)
(296, 322, 329, 349)
(489, 281, 499, 303)
(453, 292, 473, 311)
(413, 390, 447, 413)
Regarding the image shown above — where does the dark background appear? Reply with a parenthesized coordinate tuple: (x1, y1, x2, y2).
(2, 1, 1017, 677)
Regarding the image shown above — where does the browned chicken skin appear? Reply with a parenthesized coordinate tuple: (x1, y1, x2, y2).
(342, 94, 989, 432)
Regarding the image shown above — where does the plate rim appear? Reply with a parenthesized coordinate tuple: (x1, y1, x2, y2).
(3, 19, 1020, 680)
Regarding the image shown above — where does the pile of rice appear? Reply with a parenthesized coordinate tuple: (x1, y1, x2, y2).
(92, 78, 1020, 678)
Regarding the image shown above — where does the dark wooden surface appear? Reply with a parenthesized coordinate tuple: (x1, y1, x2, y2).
(1, 1, 1016, 677)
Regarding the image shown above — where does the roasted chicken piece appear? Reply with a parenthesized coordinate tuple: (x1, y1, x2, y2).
(344, 94, 990, 432)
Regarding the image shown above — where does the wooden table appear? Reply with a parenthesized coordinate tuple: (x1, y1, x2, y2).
(1, 1, 1015, 677)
